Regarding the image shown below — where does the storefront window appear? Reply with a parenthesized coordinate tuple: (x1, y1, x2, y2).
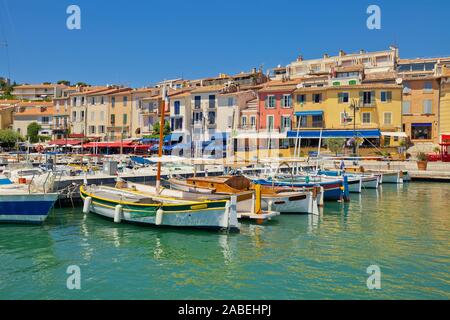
(411, 124, 432, 140)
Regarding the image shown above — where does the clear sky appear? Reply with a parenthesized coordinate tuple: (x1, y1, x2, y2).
(0, 0, 449, 87)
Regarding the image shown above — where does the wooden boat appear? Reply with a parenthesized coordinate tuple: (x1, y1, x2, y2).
(80, 185, 239, 231)
(169, 175, 320, 215)
(251, 176, 348, 202)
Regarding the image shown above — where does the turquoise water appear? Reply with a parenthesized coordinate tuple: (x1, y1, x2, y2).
(1, 183, 449, 299)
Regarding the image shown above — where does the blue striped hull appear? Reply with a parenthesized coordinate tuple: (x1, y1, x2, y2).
(0, 194, 58, 224)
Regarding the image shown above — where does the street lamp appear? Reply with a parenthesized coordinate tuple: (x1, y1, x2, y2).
(349, 98, 361, 156)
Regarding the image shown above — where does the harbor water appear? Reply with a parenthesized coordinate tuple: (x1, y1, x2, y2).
(0, 182, 449, 299)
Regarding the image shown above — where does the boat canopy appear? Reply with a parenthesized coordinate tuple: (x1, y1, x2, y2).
(287, 129, 381, 139)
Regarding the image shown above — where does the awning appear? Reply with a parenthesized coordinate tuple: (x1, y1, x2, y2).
(381, 132, 407, 138)
(83, 141, 133, 148)
(287, 129, 381, 139)
(412, 123, 432, 127)
(164, 135, 171, 142)
(204, 144, 225, 151)
(171, 132, 184, 142)
(234, 132, 288, 139)
(48, 139, 82, 146)
(442, 134, 450, 142)
(139, 137, 159, 143)
(295, 111, 324, 116)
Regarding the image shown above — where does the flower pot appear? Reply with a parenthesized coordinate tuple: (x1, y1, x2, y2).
(417, 161, 428, 171)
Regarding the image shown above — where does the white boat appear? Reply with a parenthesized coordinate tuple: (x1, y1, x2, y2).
(80, 185, 239, 231)
(0, 173, 58, 224)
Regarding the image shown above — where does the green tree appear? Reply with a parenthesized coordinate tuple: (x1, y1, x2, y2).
(76, 82, 88, 87)
(57, 80, 71, 86)
(27, 122, 42, 143)
(152, 121, 171, 136)
(326, 138, 346, 156)
(0, 129, 24, 148)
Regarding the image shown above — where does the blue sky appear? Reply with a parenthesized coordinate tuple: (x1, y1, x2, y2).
(0, 0, 449, 87)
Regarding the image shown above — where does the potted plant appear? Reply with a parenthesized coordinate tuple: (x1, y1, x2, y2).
(416, 152, 428, 170)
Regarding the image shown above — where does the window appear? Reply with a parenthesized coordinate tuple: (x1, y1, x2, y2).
(193, 111, 203, 123)
(338, 92, 349, 103)
(101, 96, 104, 104)
(281, 116, 291, 131)
(250, 116, 256, 127)
(81, 97, 85, 105)
(123, 96, 128, 106)
(123, 114, 127, 125)
(312, 115, 323, 128)
(340, 112, 348, 124)
(80, 111, 85, 121)
(361, 91, 374, 106)
(89, 126, 96, 134)
(98, 125, 105, 134)
(362, 112, 371, 124)
(266, 95, 276, 108)
(110, 114, 115, 125)
(72, 97, 77, 106)
(383, 112, 392, 125)
(208, 95, 216, 109)
(208, 111, 215, 125)
(241, 116, 247, 127)
(72, 111, 76, 122)
(91, 97, 95, 105)
(423, 82, 433, 92)
(296, 94, 306, 104)
(312, 93, 322, 103)
(423, 100, 433, 114)
(402, 101, 411, 114)
(380, 91, 392, 103)
(411, 124, 432, 140)
(267, 115, 274, 130)
(111, 97, 115, 108)
(174, 101, 180, 115)
(194, 96, 201, 109)
(41, 117, 50, 124)
(100, 111, 105, 121)
(227, 97, 234, 107)
(90, 112, 95, 121)
(281, 95, 292, 108)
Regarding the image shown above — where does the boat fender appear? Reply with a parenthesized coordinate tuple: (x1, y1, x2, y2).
(155, 208, 164, 225)
(114, 205, 123, 223)
(82, 197, 92, 214)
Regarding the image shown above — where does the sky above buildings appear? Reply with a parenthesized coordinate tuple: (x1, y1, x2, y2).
(0, 0, 449, 87)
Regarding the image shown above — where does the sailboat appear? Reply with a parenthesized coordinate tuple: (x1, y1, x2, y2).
(80, 86, 239, 231)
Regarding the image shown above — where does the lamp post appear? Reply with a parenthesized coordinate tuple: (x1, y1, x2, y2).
(349, 99, 361, 156)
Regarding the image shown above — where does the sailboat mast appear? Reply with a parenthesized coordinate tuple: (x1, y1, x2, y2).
(156, 86, 168, 192)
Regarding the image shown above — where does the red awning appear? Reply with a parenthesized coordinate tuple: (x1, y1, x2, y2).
(442, 134, 450, 142)
(83, 141, 134, 148)
(48, 139, 82, 146)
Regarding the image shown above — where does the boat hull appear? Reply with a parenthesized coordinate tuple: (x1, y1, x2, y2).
(0, 193, 58, 224)
(80, 186, 239, 231)
(261, 193, 318, 214)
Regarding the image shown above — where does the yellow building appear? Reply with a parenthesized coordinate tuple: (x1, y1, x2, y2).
(0, 99, 18, 130)
(291, 83, 404, 147)
(440, 66, 450, 142)
(106, 88, 133, 141)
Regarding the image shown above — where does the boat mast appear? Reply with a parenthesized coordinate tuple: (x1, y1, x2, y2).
(155, 86, 168, 193)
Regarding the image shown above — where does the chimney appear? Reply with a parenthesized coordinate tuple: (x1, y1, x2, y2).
(339, 50, 346, 57)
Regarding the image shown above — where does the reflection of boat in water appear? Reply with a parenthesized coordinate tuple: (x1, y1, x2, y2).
(80, 185, 239, 231)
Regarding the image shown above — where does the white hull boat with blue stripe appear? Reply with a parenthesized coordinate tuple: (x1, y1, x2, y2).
(0, 185, 58, 224)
